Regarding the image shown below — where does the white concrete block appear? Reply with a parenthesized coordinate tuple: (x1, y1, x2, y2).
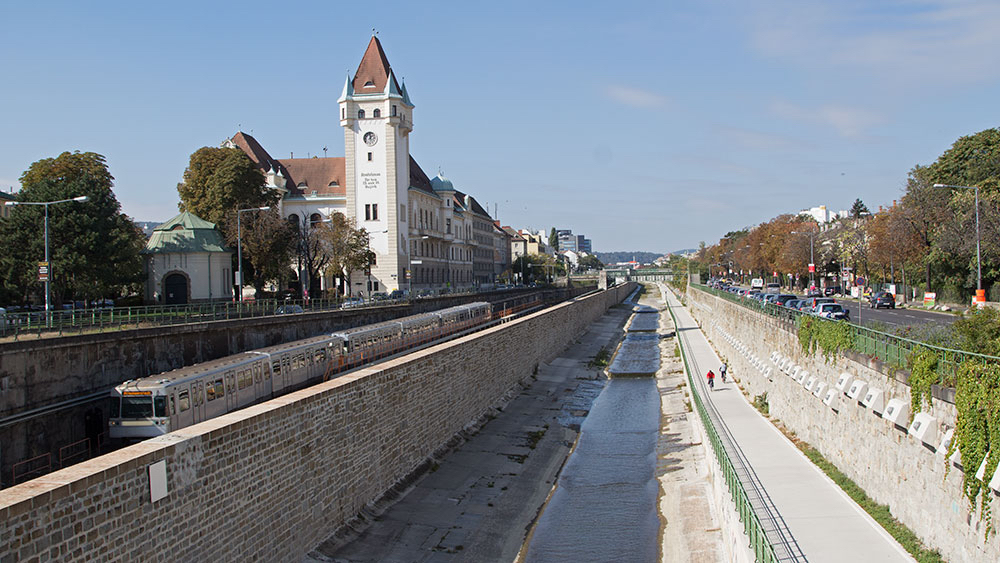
(813, 382, 827, 398)
(796, 369, 809, 385)
(804, 375, 817, 390)
(975, 455, 989, 482)
(847, 380, 868, 401)
(862, 387, 885, 413)
(937, 428, 954, 457)
(908, 412, 937, 445)
(835, 372, 853, 394)
(882, 397, 908, 425)
(989, 463, 1000, 493)
(823, 388, 840, 409)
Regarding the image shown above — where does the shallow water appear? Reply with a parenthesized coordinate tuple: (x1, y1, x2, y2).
(524, 377, 661, 562)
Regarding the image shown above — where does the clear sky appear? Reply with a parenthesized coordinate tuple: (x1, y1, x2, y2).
(3, 0, 999, 254)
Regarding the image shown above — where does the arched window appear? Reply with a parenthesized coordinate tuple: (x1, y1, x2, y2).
(373, 108, 381, 118)
(288, 214, 300, 232)
(309, 213, 322, 227)
(358, 109, 365, 119)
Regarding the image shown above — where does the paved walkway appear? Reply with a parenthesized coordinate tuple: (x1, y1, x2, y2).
(661, 285, 913, 563)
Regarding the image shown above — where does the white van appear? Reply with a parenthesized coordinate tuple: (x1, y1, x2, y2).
(750, 278, 764, 291)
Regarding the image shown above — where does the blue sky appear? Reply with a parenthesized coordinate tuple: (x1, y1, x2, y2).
(3, 0, 999, 253)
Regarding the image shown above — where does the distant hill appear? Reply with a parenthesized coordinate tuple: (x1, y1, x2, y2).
(596, 251, 663, 265)
(672, 248, 697, 256)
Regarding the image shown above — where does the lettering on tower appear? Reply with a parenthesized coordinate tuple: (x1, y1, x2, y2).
(361, 172, 382, 190)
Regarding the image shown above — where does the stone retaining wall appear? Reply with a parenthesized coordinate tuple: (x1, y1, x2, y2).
(0, 287, 591, 487)
(0, 283, 634, 562)
(686, 286, 998, 562)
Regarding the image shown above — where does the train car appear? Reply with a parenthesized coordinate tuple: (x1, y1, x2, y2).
(109, 302, 494, 440)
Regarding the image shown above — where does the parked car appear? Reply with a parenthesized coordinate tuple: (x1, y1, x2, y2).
(388, 289, 407, 300)
(805, 286, 822, 297)
(275, 304, 304, 314)
(750, 278, 765, 291)
(870, 292, 896, 309)
(774, 294, 797, 306)
(824, 286, 843, 296)
(806, 297, 835, 311)
(764, 282, 781, 294)
(816, 303, 850, 321)
(786, 299, 802, 310)
(340, 297, 364, 309)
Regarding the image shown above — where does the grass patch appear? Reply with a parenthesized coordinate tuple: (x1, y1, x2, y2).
(674, 344, 680, 357)
(525, 425, 548, 449)
(780, 430, 944, 562)
(752, 393, 769, 416)
(588, 346, 611, 368)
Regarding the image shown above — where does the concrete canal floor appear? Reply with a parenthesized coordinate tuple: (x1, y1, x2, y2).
(305, 286, 724, 562)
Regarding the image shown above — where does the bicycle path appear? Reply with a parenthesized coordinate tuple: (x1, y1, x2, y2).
(662, 286, 913, 563)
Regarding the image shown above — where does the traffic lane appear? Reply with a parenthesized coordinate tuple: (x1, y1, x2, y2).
(838, 300, 956, 327)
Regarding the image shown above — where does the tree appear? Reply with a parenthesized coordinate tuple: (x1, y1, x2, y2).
(850, 198, 870, 219)
(548, 227, 559, 251)
(220, 209, 295, 297)
(315, 213, 367, 297)
(0, 152, 146, 304)
(578, 254, 603, 271)
(176, 147, 277, 235)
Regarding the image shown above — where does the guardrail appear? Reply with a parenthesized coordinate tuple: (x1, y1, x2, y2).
(665, 289, 779, 562)
(692, 284, 998, 386)
(0, 287, 542, 340)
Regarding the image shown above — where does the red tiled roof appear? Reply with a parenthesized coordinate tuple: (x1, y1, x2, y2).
(230, 132, 279, 171)
(352, 36, 400, 94)
(277, 158, 346, 197)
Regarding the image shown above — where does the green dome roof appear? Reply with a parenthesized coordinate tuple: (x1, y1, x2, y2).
(430, 173, 454, 192)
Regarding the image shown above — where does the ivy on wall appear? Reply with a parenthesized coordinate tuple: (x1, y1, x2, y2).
(796, 315, 852, 361)
(949, 361, 1000, 536)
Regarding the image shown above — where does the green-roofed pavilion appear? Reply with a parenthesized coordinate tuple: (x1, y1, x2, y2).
(142, 212, 234, 304)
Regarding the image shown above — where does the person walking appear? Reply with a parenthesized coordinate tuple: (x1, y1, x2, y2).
(720, 363, 727, 383)
(707, 369, 715, 390)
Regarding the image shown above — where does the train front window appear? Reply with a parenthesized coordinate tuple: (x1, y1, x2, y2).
(154, 396, 168, 417)
(109, 397, 121, 418)
(121, 396, 154, 418)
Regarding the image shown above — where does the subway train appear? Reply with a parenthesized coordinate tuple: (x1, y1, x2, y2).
(108, 302, 496, 440)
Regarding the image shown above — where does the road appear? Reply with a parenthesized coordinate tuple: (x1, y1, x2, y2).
(837, 298, 957, 328)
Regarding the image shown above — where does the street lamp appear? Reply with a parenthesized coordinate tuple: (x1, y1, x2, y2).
(236, 206, 270, 302)
(934, 183, 982, 304)
(407, 235, 430, 297)
(5, 195, 88, 323)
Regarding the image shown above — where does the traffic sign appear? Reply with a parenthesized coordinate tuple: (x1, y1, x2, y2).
(808, 263, 815, 273)
(38, 261, 49, 282)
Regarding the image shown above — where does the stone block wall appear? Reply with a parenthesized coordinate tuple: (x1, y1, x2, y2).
(0, 283, 635, 562)
(686, 286, 998, 562)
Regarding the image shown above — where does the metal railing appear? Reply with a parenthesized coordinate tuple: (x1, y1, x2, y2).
(693, 284, 999, 386)
(0, 286, 538, 340)
(664, 291, 782, 562)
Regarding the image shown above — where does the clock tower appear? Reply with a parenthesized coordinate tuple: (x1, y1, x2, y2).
(339, 36, 415, 295)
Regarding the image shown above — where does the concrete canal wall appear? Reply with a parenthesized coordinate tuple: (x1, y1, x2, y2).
(686, 286, 999, 562)
(0, 283, 634, 562)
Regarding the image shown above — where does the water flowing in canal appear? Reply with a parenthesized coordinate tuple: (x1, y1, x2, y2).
(523, 377, 661, 562)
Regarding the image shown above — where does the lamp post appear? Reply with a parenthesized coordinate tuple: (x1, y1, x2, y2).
(5, 195, 88, 324)
(934, 183, 982, 303)
(407, 235, 430, 297)
(236, 206, 270, 302)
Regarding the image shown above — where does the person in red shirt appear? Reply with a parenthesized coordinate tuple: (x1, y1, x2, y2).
(707, 369, 715, 390)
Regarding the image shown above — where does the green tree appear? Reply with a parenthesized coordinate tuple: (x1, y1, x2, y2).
(548, 227, 559, 251)
(850, 198, 870, 219)
(0, 151, 146, 304)
(220, 208, 294, 298)
(578, 254, 603, 270)
(176, 147, 277, 233)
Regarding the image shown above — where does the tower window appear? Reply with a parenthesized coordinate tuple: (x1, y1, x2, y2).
(367, 152, 373, 161)
(341, 108, 345, 119)
(391, 105, 397, 117)
(358, 109, 365, 119)
(365, 204, 371, 221)
(373, 108, 381, 118)
(364, 80, 375, 88)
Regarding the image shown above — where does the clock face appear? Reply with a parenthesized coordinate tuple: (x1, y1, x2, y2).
(363, 132, 378, 146)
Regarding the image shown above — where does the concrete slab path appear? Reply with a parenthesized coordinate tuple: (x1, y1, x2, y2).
(662, 286, 914, 563)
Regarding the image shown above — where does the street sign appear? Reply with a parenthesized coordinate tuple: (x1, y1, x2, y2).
(38, 261, 49, 282)
(856, 277, 866, 286)
(808, 263, 815, 273)
(405, 269, 411, 280)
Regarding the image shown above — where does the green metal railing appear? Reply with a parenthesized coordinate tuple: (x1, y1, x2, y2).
(665, 294, 779, 562)
(693, 283, 999, 386)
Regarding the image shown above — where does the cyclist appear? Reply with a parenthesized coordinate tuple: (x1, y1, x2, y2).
(720, 363, 727, 383)
(707, 369, 715, 390)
